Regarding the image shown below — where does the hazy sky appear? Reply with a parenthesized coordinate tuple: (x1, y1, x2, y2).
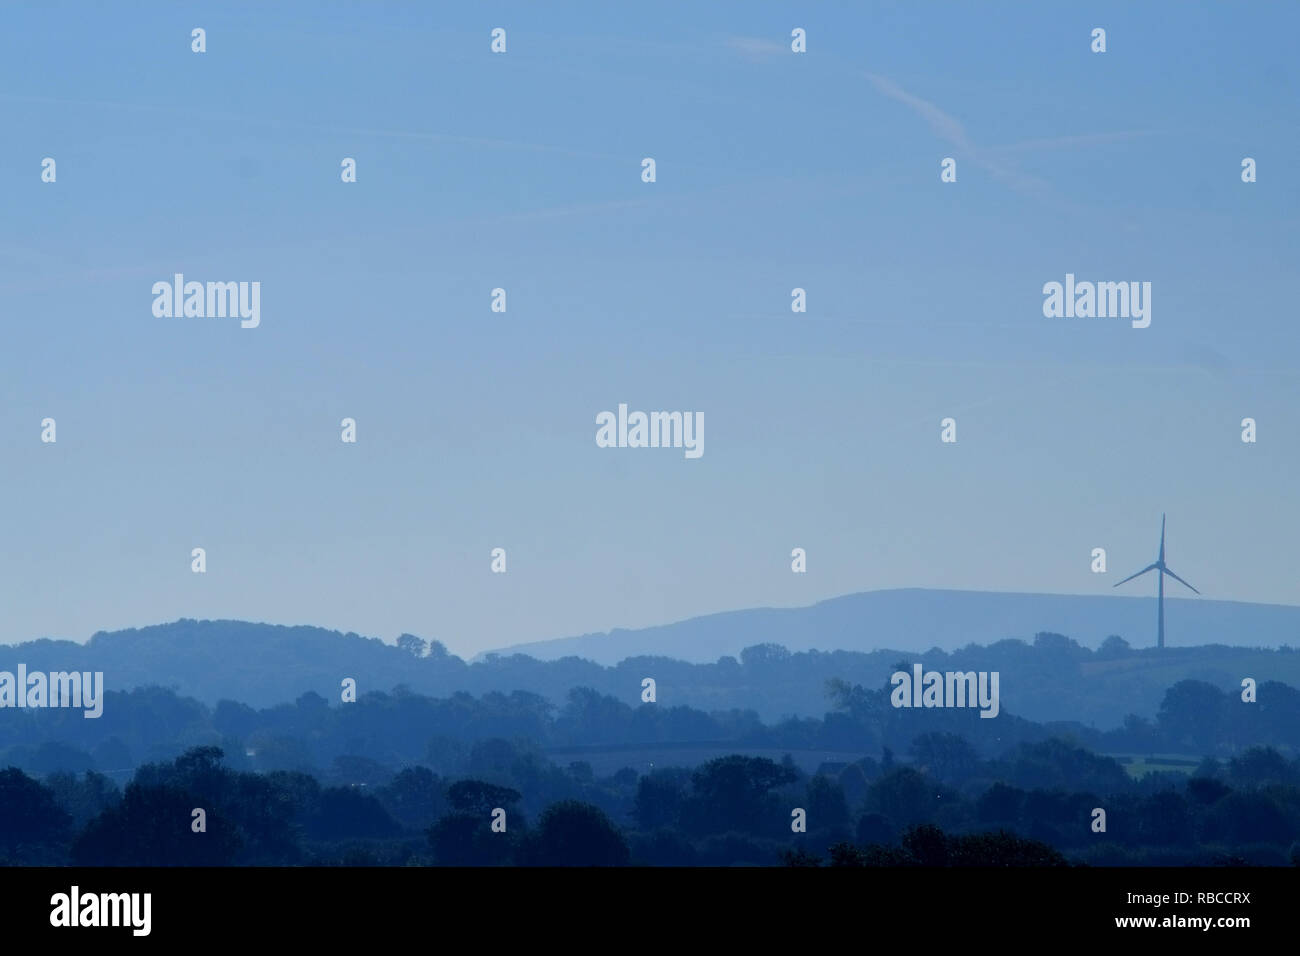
(2, 2, 1297, 657)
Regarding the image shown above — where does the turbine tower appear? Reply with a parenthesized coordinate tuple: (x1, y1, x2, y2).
(1113, 514, 1199, 649)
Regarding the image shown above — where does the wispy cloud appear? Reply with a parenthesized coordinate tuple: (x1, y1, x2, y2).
(863, 73, 970, 144)
(726, 35, 785, 60)
(861, 71, 1052, 195)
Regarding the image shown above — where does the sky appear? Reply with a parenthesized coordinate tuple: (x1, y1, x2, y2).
(1, 1, 1297, 657)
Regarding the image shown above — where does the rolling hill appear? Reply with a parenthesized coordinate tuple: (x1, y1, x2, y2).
(486, 588, 1300, 664)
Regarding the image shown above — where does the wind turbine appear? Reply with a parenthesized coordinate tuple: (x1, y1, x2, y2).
(1113, 514, 1199, 649)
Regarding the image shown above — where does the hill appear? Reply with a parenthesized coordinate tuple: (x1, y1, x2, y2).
(487, 588, 1300, 664)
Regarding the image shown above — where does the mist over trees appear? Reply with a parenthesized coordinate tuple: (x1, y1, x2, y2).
(1, 734, 1296, 867)
(10, 619, 1300, 726)
(2, 627, 1297, 867)
(0, 642, 1296, 866)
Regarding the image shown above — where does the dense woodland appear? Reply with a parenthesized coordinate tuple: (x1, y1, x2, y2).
(1, 632, 1298, 866)
(2, 737, 1298, 866)
(12, 619, 1300, 726)
(0, 656, 1297, 778)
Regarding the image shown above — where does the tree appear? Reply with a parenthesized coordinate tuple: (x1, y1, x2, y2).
(865, 768, 955, 828)
(827, 842, 868, 866)
(1119, 713, 1154, 748)
(309, 787, 400, 840)
(1098, 635, 1131, 658)
(1137, 790, 1194, 846)
(856, 812, 894, 846)
(997, 738, 1131, 794)
(376, 767, 447, 828)
(527, 801, 630, 866)
(427, 812, 511, 866)
(428, 781, 520, 867)
(740, 644, 791, 668)
(894, 824, 1069, 867)
(557, 688, 632, 747)
(948, 828, 1068, 866)
(804, 775, 850, 830)
(902, 823, 951, 865)
(44, 770, 121, 831)
(396, 634, 428, 658)
(683, 756, 799, 836)
(72, 783, 240, 865)
(1033, 632, 1086, 658)
(1228, 747, 1297, 787)
(1157, 680, 1225, 751)
(910, 732, 980, 783)
(976, 782, 1025, 825)
(633, 771, 688, 830)
(175, 745, 225, 772)
(831, 840, 911, 866)
(1186, 776, 1230, 806)
(780, 847, 822, 867)
(130, 748, 299, 864)
(447, 779, 521, 816)
(0, 768, 71, 862)
(1203, 792, 1291, 845)
(826, 679, 889, 728)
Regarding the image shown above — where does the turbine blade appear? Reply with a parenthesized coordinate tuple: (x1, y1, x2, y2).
(1113, 563, 1159, 588)
(1162, 566, 1200, 595)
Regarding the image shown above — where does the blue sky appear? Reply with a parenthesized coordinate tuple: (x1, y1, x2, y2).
(2, 2, 1297, 656)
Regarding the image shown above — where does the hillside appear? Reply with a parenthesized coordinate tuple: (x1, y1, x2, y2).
(488, 588, 1300, 664)
(4, 591, 1300, 726)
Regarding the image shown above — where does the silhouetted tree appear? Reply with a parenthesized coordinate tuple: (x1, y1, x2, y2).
(633, 770, 689, 830)
(804, 775, 850, 830)
(911, 732, 980, 783)
(780, 847, 822, 866)
(447, 779, 521, 816)
(865, 767, 955, 828)
(376, 766, 447, 828)
(72, 783, 240, 865)
(1158, 681, 1225, 750)
(1137, 790, 1194, 846)
(1186, 775, 1231, 805)
(0, 767, 71, 862)
(526, 800, 630, 866)
(1228, 746, 1297, 787)
(397, 634, 428, 658)
(310, 787, 400, 840)
(682, 756, 798, 837)
(44, 770, 120, 831)
(1098, 635, 1131, 658)
(1203, 792, 1291, 845)
(977, 782, 1025, 825)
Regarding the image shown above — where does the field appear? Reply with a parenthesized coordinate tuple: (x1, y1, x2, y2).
(1106, 753, 1202, 779)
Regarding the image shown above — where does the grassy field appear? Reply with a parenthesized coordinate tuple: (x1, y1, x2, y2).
(1106, 753, 1202, 778)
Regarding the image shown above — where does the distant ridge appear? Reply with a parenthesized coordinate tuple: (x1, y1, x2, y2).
(484, 588, 1300, 665)
(3, 589, 1297, 718)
